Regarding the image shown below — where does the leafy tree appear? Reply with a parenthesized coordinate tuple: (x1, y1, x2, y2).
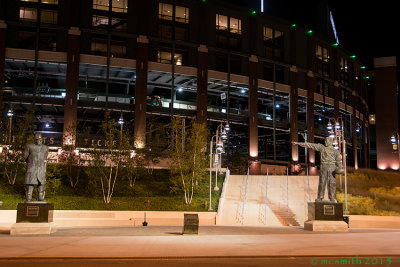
(168, 116, 208, 205)
(140, 118, 166, 175)
(0, 110, 34, 185)
(86, 112, 134, 203)
(58, 122, 86, 188)
(45, 163, 62, 197)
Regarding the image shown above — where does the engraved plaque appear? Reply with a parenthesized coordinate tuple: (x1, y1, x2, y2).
(26, 206, 40, 216)
(323, 205, 335, 216)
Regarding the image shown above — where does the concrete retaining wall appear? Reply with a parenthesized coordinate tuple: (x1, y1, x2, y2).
(0, 210, 217, 228)
(348, 215, 400, 229)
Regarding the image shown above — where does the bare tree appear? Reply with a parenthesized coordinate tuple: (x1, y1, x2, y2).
(0, 110, 34, 185)
(86, 112, 133, 204)
(168, 116, 208, 205)
(58, 122, 88, 188)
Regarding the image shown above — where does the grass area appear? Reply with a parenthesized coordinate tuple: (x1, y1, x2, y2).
(0, 167, 225, 211)
(336, 168, 400, 215)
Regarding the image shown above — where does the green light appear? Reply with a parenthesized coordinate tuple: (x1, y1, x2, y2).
(364, 76, 370, 79)
(251, 10, 256, 15)
(332, 43, 339, 47)
(350, 55, 356, 59)
(201, 0, 206, 2)
(291, 24, 296, 28)
(307, 29, 313, 34)
(361, 66, 366, 69)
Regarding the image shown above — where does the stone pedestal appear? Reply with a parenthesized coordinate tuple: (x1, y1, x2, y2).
(17, 202, 54, 223)
(308, 202, 343, 221)
(304, 220, 348, 232)
(304, 202, 348, 232)
(11, 202, 56, 235)
(183, 213, 199, 234)
(10, 222, 57, 235)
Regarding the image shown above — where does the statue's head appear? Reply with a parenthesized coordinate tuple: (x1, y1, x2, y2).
(325, 137, 334, 147)
(34, 133, 43, 145)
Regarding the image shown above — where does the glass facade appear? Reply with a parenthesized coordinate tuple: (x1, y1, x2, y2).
(0, 0, 369, 169)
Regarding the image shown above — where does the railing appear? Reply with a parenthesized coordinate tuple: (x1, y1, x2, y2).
(217, 167, 230, 217)
(241, 167, 249, 225)
(264, 168, 269, 225)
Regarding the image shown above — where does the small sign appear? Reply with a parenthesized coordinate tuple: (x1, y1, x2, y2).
(26, 206, 40, 217)
(393, 144, 398, 152)
(183, 213, 199, 234)
(323, 205, 335, 216)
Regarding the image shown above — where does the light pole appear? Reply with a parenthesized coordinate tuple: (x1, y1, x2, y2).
(390, 132, 400, 166)
(327, 118, 349, 215)
(6, 108, 14, 145)
(118, 113, 124, 135)
(208, 121, 230, 210)
(214, 122, 229, 191)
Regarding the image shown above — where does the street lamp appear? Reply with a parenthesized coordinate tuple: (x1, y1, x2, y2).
(6, 108, 14, 145)
(327, 117, 349, 215)
(214, 121, 230, 190)
(208, 121, 230, 210)
(118, 113, 124, 135)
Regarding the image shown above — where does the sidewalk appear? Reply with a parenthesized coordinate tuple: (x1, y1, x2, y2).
(0, 226, 399, 258)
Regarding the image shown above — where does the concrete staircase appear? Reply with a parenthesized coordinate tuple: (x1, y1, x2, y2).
(217, 174, 322, 226)
(266, 199, 300, 226)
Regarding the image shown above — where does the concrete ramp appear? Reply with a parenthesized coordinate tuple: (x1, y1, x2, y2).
(217, 174, 324, 226)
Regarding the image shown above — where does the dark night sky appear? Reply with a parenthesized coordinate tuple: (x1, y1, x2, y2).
(225, 0, 399, 70)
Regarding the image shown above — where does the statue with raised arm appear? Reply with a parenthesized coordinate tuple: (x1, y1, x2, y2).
(24, 133, 49, 203)
(293, 137, 343, 202)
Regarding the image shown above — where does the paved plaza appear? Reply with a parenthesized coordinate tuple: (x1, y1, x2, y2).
(0, 225, 399, 266)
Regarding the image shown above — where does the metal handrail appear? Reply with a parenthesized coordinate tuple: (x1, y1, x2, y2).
(264, 168, 269, 225)
(217, 167, 230, 216)
(241, 167, 249, 225)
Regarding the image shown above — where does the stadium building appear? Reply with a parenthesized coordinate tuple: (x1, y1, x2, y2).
(0, 0, 370, 174)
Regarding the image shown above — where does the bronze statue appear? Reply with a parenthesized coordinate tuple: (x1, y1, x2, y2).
(24, 133, 49, 202)
(293, 137, 343, 202)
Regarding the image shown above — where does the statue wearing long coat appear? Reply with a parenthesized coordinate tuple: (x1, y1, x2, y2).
(24, 143, 48, 185)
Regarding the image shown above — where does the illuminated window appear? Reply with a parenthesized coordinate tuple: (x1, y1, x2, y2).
(340, 57, 350, 86)
(20, 0, 58, 24)
(216, 14, 228, 30)
(229, 17, 241, 34)
(20, 7, 37, 22)
(92, 15, 126, 30)
(175, 5, 189, 23)
(111, 0, 128, 13)
(93, 0, 108, 11)
(93, 0, 127, 13)
(92, 15, 109, 27)
(159, 3, 189, 23)
(215, 14, 242, 34)
(316, 45, 330, 76)
(41, 0, 58, 4)
(316, 45, 329, 62)
(340, 57, 348, 72)
(216, 14, 241, 34)
(263, 26, 283, 60)
(20, 0, 58, 3)
(215, 14, 242, 51)
(263, 27, 273, 41)
(159, 2, 173, 20)
(157, 51, 182, 65)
